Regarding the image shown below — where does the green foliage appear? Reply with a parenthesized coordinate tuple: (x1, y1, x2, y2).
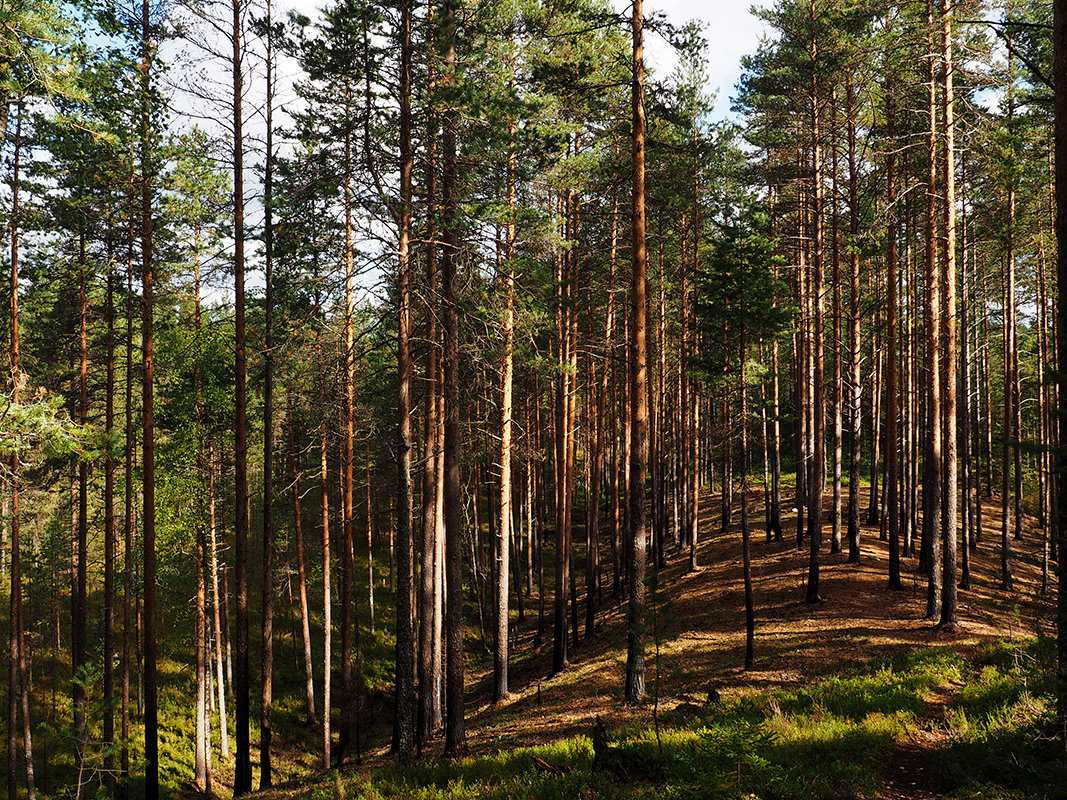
(0, 391, 89, 474)
(0, 0, 81, 100)
(692, 196, 792, 383)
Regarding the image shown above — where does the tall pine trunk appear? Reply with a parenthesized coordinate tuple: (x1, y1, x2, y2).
(231, 0, 252, 786)
(394, 0, 416, 758)
(441, 0, 466, 756)
(923, 0, 943, 618)
(494, 121, 516, 701)
(140, 0, 161, 788)
(885, 74, 902, 591)
(260, 8, 276, 781)
(625, 0, 649, 704)
(805, 0, 825, 604)
(939, 0, 959, 628)
(846, 76, 863, 562)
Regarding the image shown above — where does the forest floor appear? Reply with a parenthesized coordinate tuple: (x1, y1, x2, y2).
(9, 485, 1064, 799)
(256, 487, 1064, 800)
(457, 491, 1052, 759)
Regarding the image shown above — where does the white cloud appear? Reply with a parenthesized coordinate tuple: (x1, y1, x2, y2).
(630, 0, 769, 120)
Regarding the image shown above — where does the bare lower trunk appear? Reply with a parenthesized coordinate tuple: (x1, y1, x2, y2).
(625, 0, 649, 705)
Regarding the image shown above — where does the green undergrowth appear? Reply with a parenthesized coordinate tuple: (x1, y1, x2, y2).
(272, 647, 1007, 800)
(934, 637, 1067, 800)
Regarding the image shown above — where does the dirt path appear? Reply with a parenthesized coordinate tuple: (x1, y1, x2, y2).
(880, 684, 959, 799)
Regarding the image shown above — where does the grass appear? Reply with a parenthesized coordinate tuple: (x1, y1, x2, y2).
(262, 646, 1025, 800)
(934, 638, 1067, 800)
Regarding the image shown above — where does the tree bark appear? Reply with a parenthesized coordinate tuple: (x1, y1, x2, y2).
(923, 0, 943, 618)
(231, 0, 251, 786)
(140, 0, 160, 788)
(418, 19, 441, 747)
(845, 75, 863, 563)
(260, 6, 276, 781)
(494, 121, 516, 702)
(7, 101, 35, 800)
(441, 0, 466, 756)
(805, 0, 825, 604)
(625, 0, 649, 705)
(394, 0, 416, 759)
(320, 415, 332, 770)
(103, 228, 117, 788)
(1051, 0, 1067, 743)
(885, 74, 902, 591)
(939, 0, 959, 628)
(288, 404, 316, 725)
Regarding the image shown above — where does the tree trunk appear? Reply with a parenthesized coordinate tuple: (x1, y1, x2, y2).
(923, 0, 943, 618)
(441, 0, 466, 756)
(1051, 0, 1067, 742)
(140, 0, 161, 788)
(740, 331, 754, 671)
(194, 223, 210, 794)
(260, 7, 276, 781)
(939, 0, 959, 629)
(289, 405, 316, 725)
(320, 414, 332, 769)
(625, 0, 648, 705)
(494, 122, 516, 702)
(338, 90, 359, 767)
(960, 154, 974, 589)
(7, 101, 35, 800)
(230, 0, 251, 786)
(418, 19, 441, 747)
(103, 233, 116, 788)
(208, 445, 229, 759)
(845, 75, 863, 563)
(805, 0, 825, 604)
(830, 89, 843, 556)
(74, 231, 88, 755)
(885, 75, 902, 591)
(122, 207, 134, 790)
(394, 0, 416, 758)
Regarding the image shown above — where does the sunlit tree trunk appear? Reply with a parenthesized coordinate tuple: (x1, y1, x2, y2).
(885, 72, 902, 591)
(625, 0, 649, 704)
(7, 101, 35, 800)
(288, 403, 316, 726)
(140, 0, 161, 787)
(922, 0, 943, 618)
(441, 0, 466, 756)
(845, 75, 863, 562)
(394, 0, 416, 760)
(260, 6, 276, 781)
(494, 120, 516, 702)
(939, 0, 959, 628)
(193, 227, 210, 793)
(829, 89, 844, 555)
(805, 0, 825, 604)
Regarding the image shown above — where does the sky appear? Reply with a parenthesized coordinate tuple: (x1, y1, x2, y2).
(274, 0, 770, 121)
(636, 0, 769, 120)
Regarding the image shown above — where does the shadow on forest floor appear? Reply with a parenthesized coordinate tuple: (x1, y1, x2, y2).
(258, 489, 1062, 800)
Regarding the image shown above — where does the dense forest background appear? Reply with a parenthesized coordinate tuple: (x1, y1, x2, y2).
(4, 0, 1067, 797)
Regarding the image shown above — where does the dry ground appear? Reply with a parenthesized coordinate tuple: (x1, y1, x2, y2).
(451, 488, 1052, 761)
